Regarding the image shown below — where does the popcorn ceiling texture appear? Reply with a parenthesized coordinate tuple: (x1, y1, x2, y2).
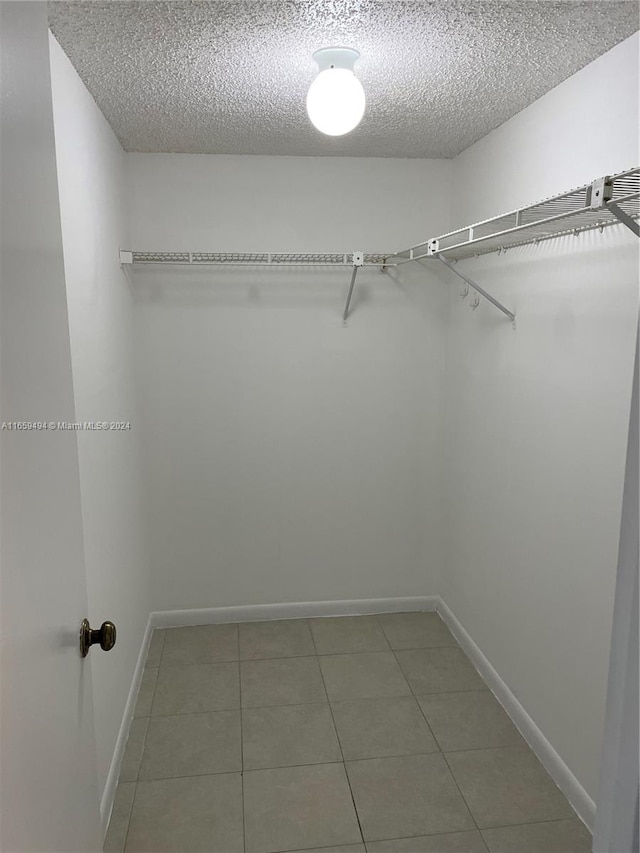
(48, 1, 639, 158)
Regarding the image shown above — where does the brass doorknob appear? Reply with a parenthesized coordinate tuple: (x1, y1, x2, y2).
(80, 619, 116, 657)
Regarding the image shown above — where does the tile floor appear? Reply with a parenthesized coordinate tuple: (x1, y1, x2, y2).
(105, 613, 592, 853)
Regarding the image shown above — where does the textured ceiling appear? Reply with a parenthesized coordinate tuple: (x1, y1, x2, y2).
(48, 1, 639, 158)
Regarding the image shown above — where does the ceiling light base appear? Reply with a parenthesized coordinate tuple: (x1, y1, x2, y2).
(312, 47, 360, 72)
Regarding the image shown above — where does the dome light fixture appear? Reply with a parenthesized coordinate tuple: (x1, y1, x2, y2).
(306, 47, 366, 137)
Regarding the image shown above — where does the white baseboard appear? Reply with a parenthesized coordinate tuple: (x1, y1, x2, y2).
(437, 598, 596, 832)
(100, 614, 153, 839)
(150, 595, 439, 628)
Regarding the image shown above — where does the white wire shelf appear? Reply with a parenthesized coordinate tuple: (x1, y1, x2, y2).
(393, 167, 640, 262)
(118, 168, 638, 326)
(121, 169, 639, 271)
(124, 251, 390, 267)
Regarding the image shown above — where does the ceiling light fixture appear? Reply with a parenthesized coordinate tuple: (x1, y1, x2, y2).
(306, 47, 366, 137)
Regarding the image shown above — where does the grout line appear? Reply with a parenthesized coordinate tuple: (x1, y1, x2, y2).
(136, 759, 386, 784)
(478, 830, 493, 853)
(316, 644, 461, 656)
(140, 699, 328, 718)
(413, 687, 490, 697)
(341, 749, 449, 766)
(155, 659, 241, 669)
(281, 843, 368, 853)
(133, 716, 150, 783)
(480, 814, 591, 831)
(310, 625, 366, 846)
(131, 744, 454, 780)
(120, 779, 137, 853)
(390, 644, 483, 835)
(136, 666, 159, 718)
(140, 707, 244, 719)
(136, 770, 243, 783)
(441, 750, 484, 834)
(273, 843, 367, 853)
(442, 744, 531, 756)
(361, 828, 489, 847)
(382, 644, 461, 653)
(137, 687, 498, 719)
(238, 627, 246, 853)
(247, 750, 436, 771)
(135, 690, 515, 722)
(153, 645, 462, 669)
(154, 627, 167, 668)
(374, 613, 392, 649)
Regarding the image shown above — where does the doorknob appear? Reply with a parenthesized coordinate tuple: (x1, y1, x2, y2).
(80, 619, 116, 657)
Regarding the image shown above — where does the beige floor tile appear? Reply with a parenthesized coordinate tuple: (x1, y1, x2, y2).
(396, 648, 485, 694)
(240, 656, 326, 707)
(140, 710, 241, 779)
(378, 612, 458, 650)
(242, 702, 341, 770)
(116, 615, 589, 853)
(243, 763, 362, 853)
(320, 652, 412, 701)
(125, 774, 243, 852)
(151, 663, 239, 715)
(239, 619, 315, 660)
(366, 830, 488, 852)
(418, 691, 524, 751)
(446, 747, 575, 828)
(145, 630, 165, 668)
(346, 753, 475, 841)
(481, 819, 592, 853)
(103, 782, 135, 853)
(332, 696, 438, 760)
(310, 616, 390, 655)
(161, 624, 239, 665)
(134, 668, 158, 717)
(119, 717, 149, 782)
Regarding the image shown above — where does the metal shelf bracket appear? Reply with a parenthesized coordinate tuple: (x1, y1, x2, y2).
(607, 202, 640, 237)
(342, 251, 364, 325)
(438, 256, 516, 327)
(586, 175, 640, 235)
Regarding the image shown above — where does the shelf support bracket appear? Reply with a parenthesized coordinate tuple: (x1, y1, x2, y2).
(607, 202, 640, 238)
(437, 256, 516, 324)
(342, 252, 364, 324)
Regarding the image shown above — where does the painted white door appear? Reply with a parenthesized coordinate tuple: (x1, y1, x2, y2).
(0, 3, 102, 850)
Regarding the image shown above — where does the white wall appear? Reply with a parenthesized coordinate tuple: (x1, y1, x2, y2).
(49, 36, 151, 821)
(442, 32, 639, 815)
(128, 155, 451, 610)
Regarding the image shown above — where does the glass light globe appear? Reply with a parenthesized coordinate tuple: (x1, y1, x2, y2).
(306, 65, 366, 136)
